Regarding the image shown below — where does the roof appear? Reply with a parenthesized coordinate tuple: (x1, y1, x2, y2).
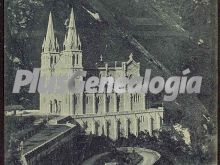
(5, 105, 25, 111)
(23, 125, 70, 154)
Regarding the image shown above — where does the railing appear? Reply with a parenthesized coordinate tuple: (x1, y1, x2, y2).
(73, 108, 164, 118)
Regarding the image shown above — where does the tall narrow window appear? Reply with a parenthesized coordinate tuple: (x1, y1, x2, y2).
(50, 56, 53, 65)
(160, 117, 162, 127)
(117, 95, 120, 112)
(76, 54, 78, 64)
(86, 96, 89, 104)
(50, 100, 52, 113)
(151, 118, 154, 130)
(72, 56, 75, 65)
(74, 95, 77, 104)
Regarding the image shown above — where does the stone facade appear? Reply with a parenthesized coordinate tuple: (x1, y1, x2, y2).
(40, 8, 163, 139)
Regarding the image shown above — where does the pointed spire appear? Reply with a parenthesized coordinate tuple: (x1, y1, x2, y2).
(64, 8, 79, 50)
(46, 12, 55, 42)
(129, 53, 133, 61)
(69, 8, 76, 29)
(63, 34, 67, 49)
(56, 38, 59, 51)
(77, 34, 81, 49)
(42, 37, 46, 49)
(42, 12, 59, 53)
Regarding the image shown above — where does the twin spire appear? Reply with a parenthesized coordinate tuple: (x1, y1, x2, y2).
(42, 12, 59, 52)
(42, 8, 81, 53)
(64, 8, 81, 50)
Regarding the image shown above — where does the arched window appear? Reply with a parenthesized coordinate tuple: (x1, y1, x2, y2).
(106, 121, 110, 137)
(86, 96, 89, 104)
(96, 96, 100, 104)
(128, 119, 131, 135)
(106, 96, 110, 113)
(134, 94, 138, 102)
(50, 100, 52, 113)
(151, 118, 154, 130)
(54, 99, 58, 113)
(117, 120, 121, 138)
(117, 95, 120, 111)
(76, 54, 78, 64)
(58, 101, 61, 113)
(137, 118, 140, 133)
(50, 56, 53, 65)
(74, 95, 77, 104)
(72, 56, 75, 65)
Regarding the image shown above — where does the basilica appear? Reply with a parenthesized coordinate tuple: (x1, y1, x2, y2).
(40, 8, 164, 139)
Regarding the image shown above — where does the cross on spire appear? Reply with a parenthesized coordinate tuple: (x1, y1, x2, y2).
(100, 54, 103, 61)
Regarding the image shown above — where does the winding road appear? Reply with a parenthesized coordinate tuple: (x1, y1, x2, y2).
(82, 147, 160, 165)
(82, 152, 109, 165)
(135, 148, 160, 165)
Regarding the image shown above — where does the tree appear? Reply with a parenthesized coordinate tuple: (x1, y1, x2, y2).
(7, 135, 22, 165)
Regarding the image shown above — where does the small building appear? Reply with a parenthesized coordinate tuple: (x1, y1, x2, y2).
(5, 105, 25, 116)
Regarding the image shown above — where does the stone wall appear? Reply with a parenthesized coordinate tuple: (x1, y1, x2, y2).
(75, 108, 163, 140)
(23, 125, 82, 165)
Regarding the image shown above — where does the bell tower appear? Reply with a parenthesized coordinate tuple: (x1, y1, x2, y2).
(40, 12, 60, 114)
(41, 12, 60, 70)
(63, 8, 83, 69)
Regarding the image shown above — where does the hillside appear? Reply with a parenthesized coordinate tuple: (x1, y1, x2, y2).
(5, 0, 217, 163)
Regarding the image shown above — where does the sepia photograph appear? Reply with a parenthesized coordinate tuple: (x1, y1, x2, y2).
(4, 0, 218, 164)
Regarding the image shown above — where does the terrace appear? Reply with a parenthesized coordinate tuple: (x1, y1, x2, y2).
(22, 125, 70, 154)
